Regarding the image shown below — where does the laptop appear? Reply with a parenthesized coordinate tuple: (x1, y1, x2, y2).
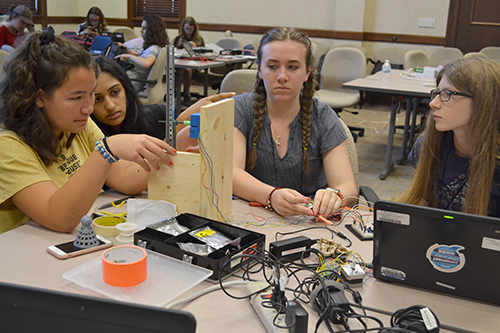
(0, 281, 196, 333)
(373, 200, 500, 305)
(89, 35, 112, 55)
(101, 31, 125, 43)
(181, 41, 218, 60)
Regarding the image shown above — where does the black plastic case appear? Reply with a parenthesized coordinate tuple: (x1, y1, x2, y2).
(134, 213, 265, 282)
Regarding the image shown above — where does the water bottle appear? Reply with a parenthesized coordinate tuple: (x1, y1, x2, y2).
(381, 59, 391, 87)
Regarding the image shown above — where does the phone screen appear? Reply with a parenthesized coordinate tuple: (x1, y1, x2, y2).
(55, 239, 106, 254)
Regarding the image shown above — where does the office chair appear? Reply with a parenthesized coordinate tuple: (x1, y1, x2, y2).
(111, 27, 138, 42)
(403, 50, 430, 70)
(479, 46, 500, 63)
(314, 47, 366, 141)
(311, 41, 331, 83)
(429, 47, 463, 67)
(216, 37, 243, 51)
(463, 52, 487, 59)
(339, 118, 379, 206)
(132, 47, 167, 105)
(219, 69, 257, 95)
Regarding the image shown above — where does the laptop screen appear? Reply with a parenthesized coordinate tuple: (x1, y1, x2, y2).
(89, 36, 112, 55)
(373, 200, 500, 305)
(182, 41, 196, 57)
(0, 282, 196, 333)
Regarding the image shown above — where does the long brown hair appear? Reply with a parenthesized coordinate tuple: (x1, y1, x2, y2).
(177, 16, 203, 46)
(0, 30, 95, 165)
(84, 6, 107, 33)
(398, 57, 500, 215)
(247, 27, 315, 174)
(142, 15, 169, 50)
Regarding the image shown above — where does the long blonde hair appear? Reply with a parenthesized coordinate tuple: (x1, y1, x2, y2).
(246, 27, 315, 174)
(398, 57, 500, 215)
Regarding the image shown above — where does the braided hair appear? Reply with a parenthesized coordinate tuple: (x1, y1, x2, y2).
(247, 27, 315, 174)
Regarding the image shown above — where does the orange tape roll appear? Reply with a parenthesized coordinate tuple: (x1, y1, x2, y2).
(101, 245, 147, 287)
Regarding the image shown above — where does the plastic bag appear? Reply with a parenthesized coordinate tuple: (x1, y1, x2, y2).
(177, 242, 215, 256)
(148, 217, 189, 236)
(189, 226, 232, 250)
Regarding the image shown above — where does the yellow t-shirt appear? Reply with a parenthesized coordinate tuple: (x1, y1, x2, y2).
(0, 119, 103, 233)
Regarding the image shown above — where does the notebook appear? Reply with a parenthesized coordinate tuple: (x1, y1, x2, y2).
(0, 281, 196, 333)
(89, 35, 112, 55)
(373, 200, 500, 305)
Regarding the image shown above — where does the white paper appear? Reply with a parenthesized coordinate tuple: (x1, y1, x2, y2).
(126, 198, 177, 231)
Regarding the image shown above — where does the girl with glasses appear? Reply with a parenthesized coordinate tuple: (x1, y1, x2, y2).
(399, 57, 500, 217)
(77, 7, 108, 38)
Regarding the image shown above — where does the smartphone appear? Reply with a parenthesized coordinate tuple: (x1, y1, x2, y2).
(47, 236, 113, 259)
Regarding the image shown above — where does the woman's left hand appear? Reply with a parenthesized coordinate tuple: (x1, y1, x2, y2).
(312, 189, 343, 216)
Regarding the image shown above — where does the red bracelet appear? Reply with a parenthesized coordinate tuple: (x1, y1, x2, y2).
(326, 187, 344, 202)
(264, 186, 281, 211)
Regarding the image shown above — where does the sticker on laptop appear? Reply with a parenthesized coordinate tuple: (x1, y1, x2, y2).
(376, 210, 410, 225)
(426, 243, 465, 273)
(380, 267, 406, 280)
(481, 237, 500, 252)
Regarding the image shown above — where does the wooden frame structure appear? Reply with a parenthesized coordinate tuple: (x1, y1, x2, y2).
(148, 98, 234, 221)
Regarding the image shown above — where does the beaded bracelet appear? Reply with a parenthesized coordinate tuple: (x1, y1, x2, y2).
(264, 186, 282, 211)
(95, 138, 119, 164)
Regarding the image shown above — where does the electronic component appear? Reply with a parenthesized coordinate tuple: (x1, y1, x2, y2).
(189, 112, 200, 139)
(346, 219, 374, 240)
(340, 262, 365, 284)
(269, 236, 313, 261)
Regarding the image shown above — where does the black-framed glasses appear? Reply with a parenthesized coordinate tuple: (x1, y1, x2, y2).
(430, 89, 473, 102)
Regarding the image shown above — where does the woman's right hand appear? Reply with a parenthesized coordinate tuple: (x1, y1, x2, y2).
(106, 134, 176, 172)
(270, 188, 313, 217)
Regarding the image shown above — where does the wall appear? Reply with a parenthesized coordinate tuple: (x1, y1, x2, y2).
(44, 0, 451, 68)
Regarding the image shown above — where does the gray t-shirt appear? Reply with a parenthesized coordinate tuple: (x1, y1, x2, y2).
(234, 92, 347, 197)
(127, 44, 160, 93)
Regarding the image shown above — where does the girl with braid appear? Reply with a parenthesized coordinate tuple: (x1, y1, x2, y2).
(233, 28, 357, 217)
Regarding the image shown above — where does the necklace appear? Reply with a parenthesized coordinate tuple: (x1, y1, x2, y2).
(270, 112, 297, 147)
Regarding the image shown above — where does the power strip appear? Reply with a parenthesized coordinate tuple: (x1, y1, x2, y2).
(346, 219, 374, 240)
(246, 281, 289, 333)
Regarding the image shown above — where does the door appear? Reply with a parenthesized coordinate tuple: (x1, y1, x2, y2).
(446, 0, 500, 52)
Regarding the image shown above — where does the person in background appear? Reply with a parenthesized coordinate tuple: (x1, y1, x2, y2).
(233, 27, 357, 218)
(0, 5, 35, 52)
(92, 55, 234, 152)
(173, 16, 205, 105)
(77, 6, 107, 38)
(398, 57, 500, 217)
(116, 14, 169, 94)
(0, 28, 176, 234)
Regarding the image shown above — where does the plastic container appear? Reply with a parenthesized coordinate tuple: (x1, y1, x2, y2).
(381, 59, 391, 86)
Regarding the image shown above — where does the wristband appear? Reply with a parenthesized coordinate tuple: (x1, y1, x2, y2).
(326, 187, 343, 202)
(95, 139, 119, 164)
(264, 186, 282, 211)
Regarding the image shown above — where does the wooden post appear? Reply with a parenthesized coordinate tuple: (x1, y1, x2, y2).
(148, 98, 234, 221)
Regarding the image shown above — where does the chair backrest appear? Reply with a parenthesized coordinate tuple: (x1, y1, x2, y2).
(463, 52, 487, 59)
(220, 69, 257, 95)
(332, 44, 367, 56)
(339, 118, 359, 191)
(111, 26, 138, 42)
(373, 47, 407, 65)
(429, 47, 463, 67)
(403, 50, 430, 69)
(216, 37, 243, 50)
(0, 49, 10, 64)
(479, 46, 500, 62)
(312, 41, 331, 73)
(139, 47, 167, 105)
(319, 47, 366, 91)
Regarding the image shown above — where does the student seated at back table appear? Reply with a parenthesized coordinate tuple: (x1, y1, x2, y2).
(77, 6, 108, 38)
(232, 27, 357, 218)
(0, 5, 35, 52)
(398, 57, 500, 217)
(173, 16, 205, 106)
(115, 14, 168, 94)
(0, 28, 176, 234)
(92, 55, 235, 151)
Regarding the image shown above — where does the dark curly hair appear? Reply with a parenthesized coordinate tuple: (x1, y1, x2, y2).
(0, 32, 95, 165)
(142, 14, 169, 50)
